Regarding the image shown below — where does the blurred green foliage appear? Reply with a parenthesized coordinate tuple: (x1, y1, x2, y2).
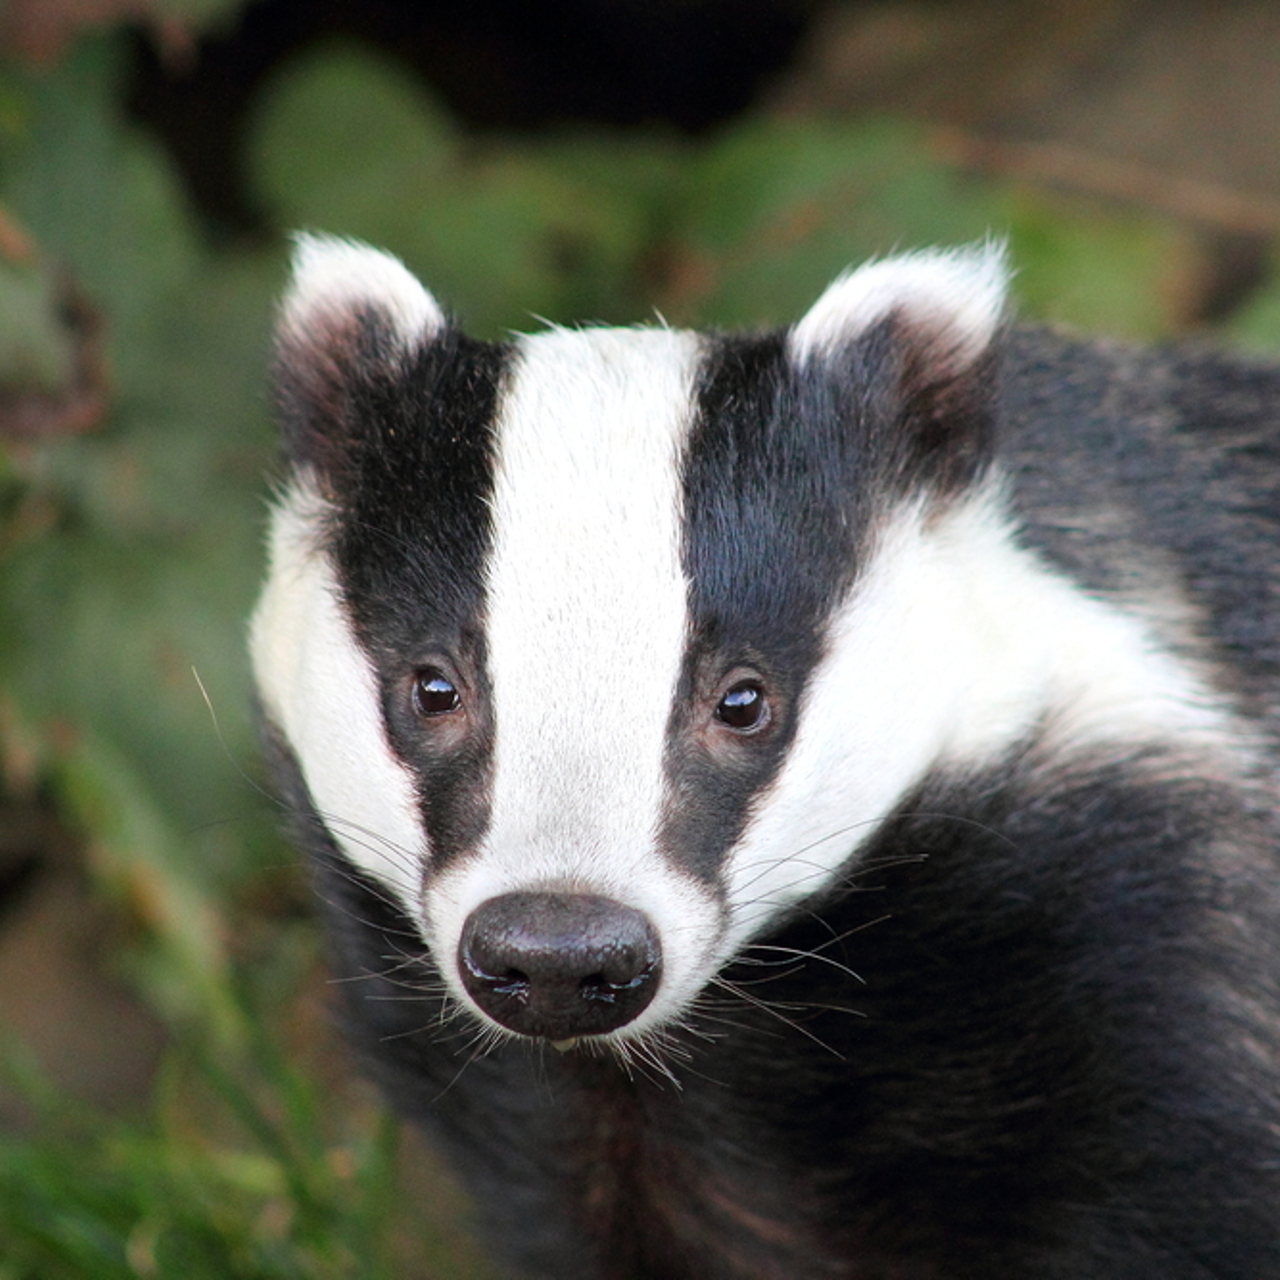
(2, 16, 1279, 1279)
(246, 40, 1206, 339)
(0, 1025, 431, 1280)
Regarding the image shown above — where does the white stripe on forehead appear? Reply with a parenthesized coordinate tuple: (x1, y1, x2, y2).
(481, 327, 700, 882)
(419, 324, 731, 1035)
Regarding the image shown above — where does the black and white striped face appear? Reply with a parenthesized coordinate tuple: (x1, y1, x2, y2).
(251, 237, 1233, 1047)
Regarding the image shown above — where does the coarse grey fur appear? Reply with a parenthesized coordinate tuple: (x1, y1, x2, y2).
(1004, 328, 1280, 733)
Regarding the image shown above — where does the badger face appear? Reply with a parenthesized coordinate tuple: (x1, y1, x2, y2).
(251, 236, 1225, 1051)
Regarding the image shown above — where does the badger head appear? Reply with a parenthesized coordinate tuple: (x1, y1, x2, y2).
(251, 234, 1019, 1051)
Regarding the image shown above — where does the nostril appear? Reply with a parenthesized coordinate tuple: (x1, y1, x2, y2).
(579, 966, 653, 1003)
(494, 968, 529, 995)
(459, 891, 662, 1040)
(581, 972, 609, 998)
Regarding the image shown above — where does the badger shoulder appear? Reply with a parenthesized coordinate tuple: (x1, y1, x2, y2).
(996, 325, 1280, 737)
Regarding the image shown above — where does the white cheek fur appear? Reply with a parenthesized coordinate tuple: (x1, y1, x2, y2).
(250, 479, 427, 917)
(718, 481, 1247, 956)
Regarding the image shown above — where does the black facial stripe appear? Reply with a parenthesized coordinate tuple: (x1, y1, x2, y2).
(662, 332, 881, 881)
(661, 313, 1000, 884)
(325, 322, 512, 871)
(681, 332, 881, 656)
(325, 322, 509, 629)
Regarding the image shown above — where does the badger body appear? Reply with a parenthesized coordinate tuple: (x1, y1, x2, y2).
(251, 237, 1280, 1279)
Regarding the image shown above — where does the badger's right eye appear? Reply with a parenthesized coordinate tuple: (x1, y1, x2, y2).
(714, 678, 770, 733)
(411, 668, 462, 718)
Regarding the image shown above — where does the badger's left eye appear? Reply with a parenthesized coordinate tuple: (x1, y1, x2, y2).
(714, 679, 770, 733)
(412, 668, 462, 718)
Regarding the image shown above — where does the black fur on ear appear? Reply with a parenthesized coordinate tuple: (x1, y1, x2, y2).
(270, 234, 448, 493)
(790, 242, 1009, 503)
(857, 306, 1003, 500)
(273, 305, 402, 491)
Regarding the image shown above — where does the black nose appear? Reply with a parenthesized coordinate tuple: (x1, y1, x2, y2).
(458, 891, 661, 1040)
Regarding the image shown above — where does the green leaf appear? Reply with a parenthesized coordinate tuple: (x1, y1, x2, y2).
(660, 115, 1198, 338)
(247, 42, 665, 334)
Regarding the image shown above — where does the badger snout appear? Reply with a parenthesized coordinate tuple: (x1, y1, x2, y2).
(458, 891, 662, 1040)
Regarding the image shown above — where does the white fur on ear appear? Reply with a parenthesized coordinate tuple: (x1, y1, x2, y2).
(789, 241, 1009, 365)
(281, 232, 446, 344)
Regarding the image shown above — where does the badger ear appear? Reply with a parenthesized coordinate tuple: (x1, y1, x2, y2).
(272, 234, 447, 476)
(791, 241, 1008, 366)
(280, 233, 445, 341)
(790, 241, 1009, 495)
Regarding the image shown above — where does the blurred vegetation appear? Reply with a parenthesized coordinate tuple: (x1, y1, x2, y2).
(2, 6, 1280, 1277)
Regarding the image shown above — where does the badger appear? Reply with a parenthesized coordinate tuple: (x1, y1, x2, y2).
(250, 233, 1280, 1279)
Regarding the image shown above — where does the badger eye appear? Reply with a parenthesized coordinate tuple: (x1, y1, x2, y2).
(714, 680, 770, 733)
(411, 669, 461, 718)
